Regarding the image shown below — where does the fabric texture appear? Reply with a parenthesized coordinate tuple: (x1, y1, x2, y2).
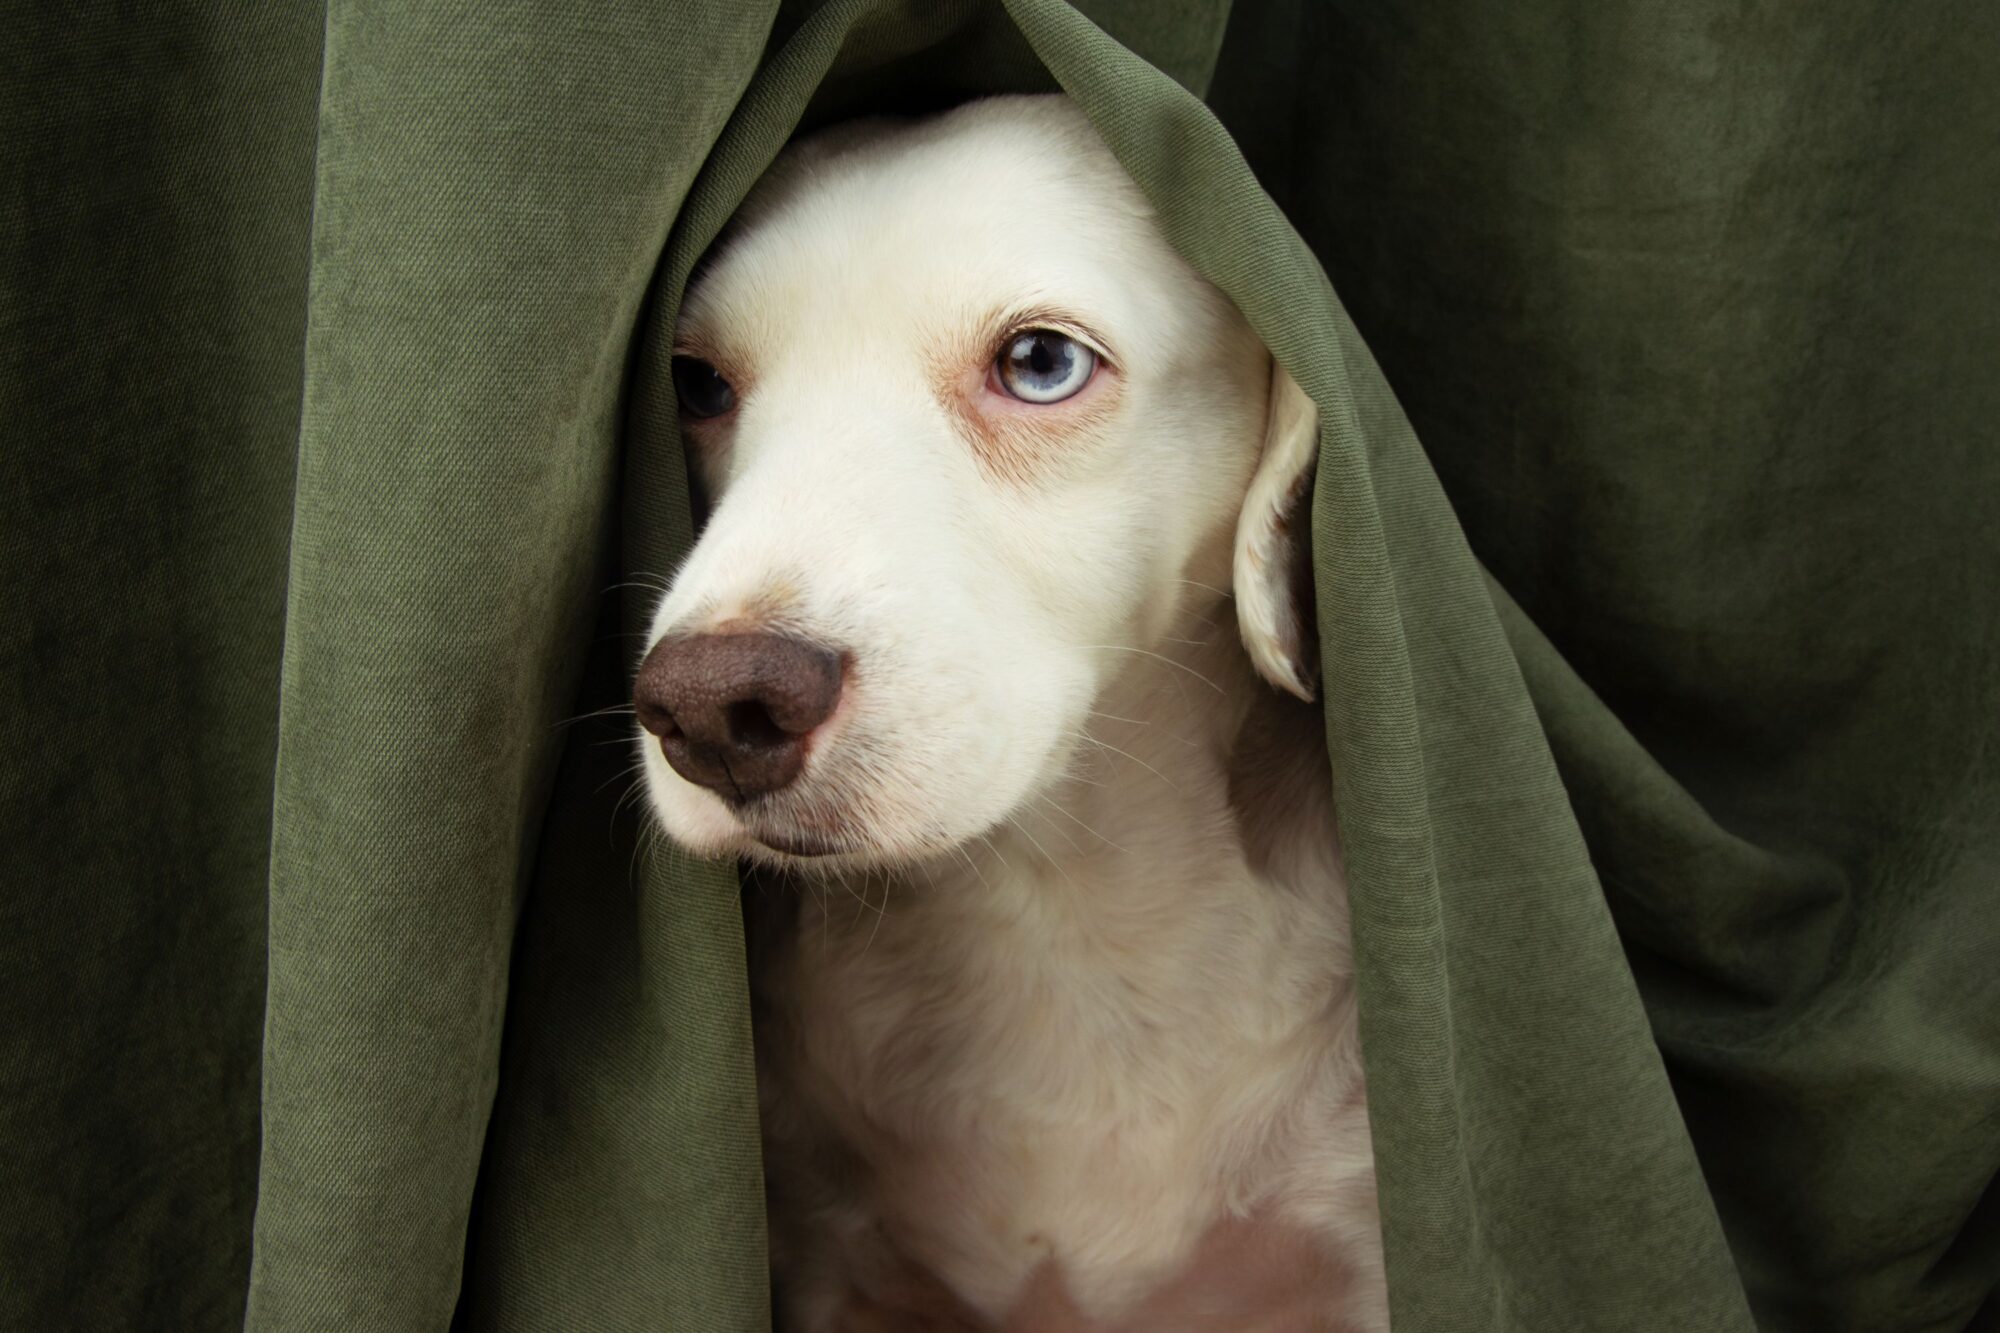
(1, 2, 1992, 1330)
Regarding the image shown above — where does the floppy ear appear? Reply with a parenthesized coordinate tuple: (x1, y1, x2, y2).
(1234, 358, 1321, 701)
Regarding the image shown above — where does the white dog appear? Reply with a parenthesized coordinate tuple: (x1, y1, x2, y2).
(634, 94, 1386, 1332)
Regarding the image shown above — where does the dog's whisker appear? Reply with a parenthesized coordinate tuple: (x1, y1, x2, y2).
(1051, 743, 1108, 787)
(610, 772, 651, 827)
(1082, 707, 1200, 750)
(627, 816, 660, 892)
(1087, 644, 1228, 695)
(1037, 799, 1131, 856)
(862, 874, 890, 954)
(1025, 799, 1088, 857)
(841, 871, 874, 928)
(951, 842, 993, 893)
(1083, 708, 1149, 727)
(554, 702, 640, 732)
(973, 831, 1014, 878)
(1062, 729, 1183, 795)
(1010, 818, 1078, 894)
(604, 574, 673, 596)
(596, 757, 650, 799)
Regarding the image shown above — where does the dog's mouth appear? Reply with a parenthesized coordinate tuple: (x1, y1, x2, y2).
(731, 796, 864, 861)
(749, 826, 847, 858)
(725, 784, 975, 870)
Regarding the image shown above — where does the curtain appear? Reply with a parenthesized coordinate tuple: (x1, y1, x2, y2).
(1, 2, 1992, 1329)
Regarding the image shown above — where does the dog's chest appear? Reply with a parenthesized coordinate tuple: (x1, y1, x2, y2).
(754, 829, 1361, 1323)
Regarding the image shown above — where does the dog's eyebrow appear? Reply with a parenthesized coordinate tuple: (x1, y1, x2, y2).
(988, 305, 1119, 368)
(669, 310, 735, 369)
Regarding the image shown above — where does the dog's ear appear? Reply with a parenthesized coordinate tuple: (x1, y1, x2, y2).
(1234, 359, 1321, 701)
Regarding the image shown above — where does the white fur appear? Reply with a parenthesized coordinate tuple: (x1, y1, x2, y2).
(639, 95, 1385, 1330)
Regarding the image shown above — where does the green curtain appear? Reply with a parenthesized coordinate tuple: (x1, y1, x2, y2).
(2, 1, 1993, 1329)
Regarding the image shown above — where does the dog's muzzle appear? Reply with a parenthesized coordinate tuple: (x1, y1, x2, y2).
(634, 632, 843, 802)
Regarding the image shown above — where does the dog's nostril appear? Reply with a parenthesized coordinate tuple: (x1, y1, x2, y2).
(727, 699, 789, 750)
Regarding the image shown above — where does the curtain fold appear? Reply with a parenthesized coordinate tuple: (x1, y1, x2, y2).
(2, 2, 1993, 1331)
(245, 4, 782, 1328)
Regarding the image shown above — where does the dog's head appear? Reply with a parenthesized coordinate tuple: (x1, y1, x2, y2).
(634, 94, 1318, 869)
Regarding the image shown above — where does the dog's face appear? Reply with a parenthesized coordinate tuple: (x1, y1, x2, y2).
(635, 95, 1317, 870)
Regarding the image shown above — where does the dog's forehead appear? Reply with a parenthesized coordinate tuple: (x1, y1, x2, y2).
(680, 98, 1168, 346)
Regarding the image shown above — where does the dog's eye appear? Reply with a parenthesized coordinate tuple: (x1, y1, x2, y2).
(672, 356, 736, 419)
(996, 331, 1096, 404)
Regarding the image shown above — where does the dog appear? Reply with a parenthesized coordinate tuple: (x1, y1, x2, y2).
(633, 93, 1385, 1332)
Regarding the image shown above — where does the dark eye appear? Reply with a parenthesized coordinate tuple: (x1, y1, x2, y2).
(672, 356, 736, 419)
(996, 330, 1096, 404)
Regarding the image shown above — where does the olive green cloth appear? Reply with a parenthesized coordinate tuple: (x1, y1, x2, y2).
(1, 2, 1992, 1330)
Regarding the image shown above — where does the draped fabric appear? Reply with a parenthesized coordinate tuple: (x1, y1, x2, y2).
(2, 2, 1992, 1329)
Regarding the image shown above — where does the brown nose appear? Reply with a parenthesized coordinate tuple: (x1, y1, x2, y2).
(633, 632, 843, 802)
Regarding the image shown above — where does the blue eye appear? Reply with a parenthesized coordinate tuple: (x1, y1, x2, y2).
(672, 356, 736, 418)
(997, 330, 1096, 403)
